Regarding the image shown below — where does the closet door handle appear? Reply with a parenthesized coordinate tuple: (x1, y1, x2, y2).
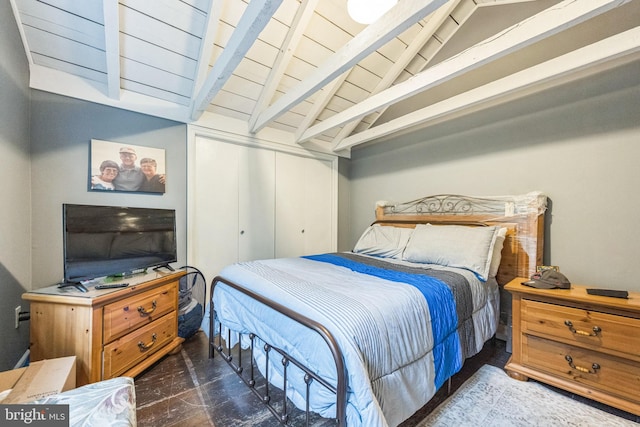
(240, 230, 245, 235)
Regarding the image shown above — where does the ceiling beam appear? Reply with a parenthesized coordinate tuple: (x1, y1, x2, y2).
(103, 0, 121, 100)
(328, 0, 464, 149)
(190, 0, 223, 101)
(190, 0, 283, 121)
(250, 0, 449, 133)
(334, 26, 640, 152)
(299, 0, 631, 143)
(249, 0, 319, 131)
(294, 71, 350, 142)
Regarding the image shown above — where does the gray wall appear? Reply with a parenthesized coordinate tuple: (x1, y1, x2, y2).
(30, 91, 188, 288)
(0, 0, 32, 370)
(349, 60, 640, 291)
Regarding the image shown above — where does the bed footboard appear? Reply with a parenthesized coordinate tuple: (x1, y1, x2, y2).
(209, 276, 348, 426)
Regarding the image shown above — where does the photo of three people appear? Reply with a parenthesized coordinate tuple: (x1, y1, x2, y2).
(90, 139, 166, 194)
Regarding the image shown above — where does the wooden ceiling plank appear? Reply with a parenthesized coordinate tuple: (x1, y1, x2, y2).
(190, 0, 283, 121)
(249, 0, 319, 130)
(31, 53, 106, 83)
(121, 58, 194, 97)
(329, 0, 463, 148)
(24, 26, 105, 70)
(300, 0, 630, 143)
(183, 0, 211, 13)
(334, 26, 640, 152)
(243, 38, 281, 71)
(121, 0, 208, 36)
(251, 0, 450, 133)
(120, 7, 202, 59)
(17, 7, 104, 48)
(39, 0, 104, 24)
(121, 34, 198, 78)
(103, 0, 120, 99)
(122, 80, 191, 106)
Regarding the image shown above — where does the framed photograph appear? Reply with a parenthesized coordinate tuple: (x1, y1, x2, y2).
(90, 139, 166, 194)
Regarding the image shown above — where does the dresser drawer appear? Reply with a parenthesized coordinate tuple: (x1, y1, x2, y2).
(521, 299, 640, 359)
(103, 282, 177, 343)
(103, 311, 177, 378)
(522, 334, 640, 404)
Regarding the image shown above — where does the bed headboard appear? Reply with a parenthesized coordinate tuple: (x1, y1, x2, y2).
(374, 192, 547, 286)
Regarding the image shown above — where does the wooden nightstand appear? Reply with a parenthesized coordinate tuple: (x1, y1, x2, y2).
(504, 277, 640, 416)
(23, 271, 185, 386)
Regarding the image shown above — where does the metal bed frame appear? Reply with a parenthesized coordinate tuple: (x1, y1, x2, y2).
(209, 276, 348, 426)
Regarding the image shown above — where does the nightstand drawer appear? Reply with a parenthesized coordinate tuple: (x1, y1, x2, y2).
(522, 334, 640, 404)
(103, 282, 177, 343)
(521, 299, 640, 359)
(103, 311, 177, 378)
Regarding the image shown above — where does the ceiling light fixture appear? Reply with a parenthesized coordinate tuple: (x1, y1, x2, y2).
(347, 0, 398, 25)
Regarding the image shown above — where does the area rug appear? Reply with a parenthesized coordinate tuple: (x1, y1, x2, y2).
(417, 365, 637, 426)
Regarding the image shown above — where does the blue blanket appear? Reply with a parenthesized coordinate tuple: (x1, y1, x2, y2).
(304, 253, 462, 389)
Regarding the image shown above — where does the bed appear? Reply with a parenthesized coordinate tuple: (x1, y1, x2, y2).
(205, 192, 547, 426)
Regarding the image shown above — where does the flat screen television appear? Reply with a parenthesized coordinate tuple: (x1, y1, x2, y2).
(63, 204, 177, 282)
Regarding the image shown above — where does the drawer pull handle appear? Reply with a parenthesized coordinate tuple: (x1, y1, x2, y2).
(565, 355, 600, 374)
(564, 320, 601, 337)
(137, 300, 157, 316)
(138, 333, 157, 351)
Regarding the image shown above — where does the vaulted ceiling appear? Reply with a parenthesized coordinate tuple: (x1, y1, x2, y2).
(9, 0, 640, 156)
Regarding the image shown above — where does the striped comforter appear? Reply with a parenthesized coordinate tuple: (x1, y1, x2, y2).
(211, 253, 498, 427)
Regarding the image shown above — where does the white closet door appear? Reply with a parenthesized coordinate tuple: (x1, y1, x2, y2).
(191, 137, 275, 283)
(275, 152, 333, 258)
(192, 137, 240, 283)
(302, 156, 333, 255)
(238, 146, 275, 262)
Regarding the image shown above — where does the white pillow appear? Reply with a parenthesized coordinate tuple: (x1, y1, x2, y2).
(489, 227, 508, 278)
(353, 225, 414, 259)
(403, 224, 500, 281)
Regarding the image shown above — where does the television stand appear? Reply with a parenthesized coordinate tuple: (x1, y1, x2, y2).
(24, 270, 186, 386)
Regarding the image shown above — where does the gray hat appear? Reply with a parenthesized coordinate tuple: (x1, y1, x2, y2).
(119, 146, 136, 154)
(522, 270, 571, 289)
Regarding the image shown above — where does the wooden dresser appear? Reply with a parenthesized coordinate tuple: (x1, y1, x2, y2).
(504, 278, 640, 416)
(23, 271, 185, 386)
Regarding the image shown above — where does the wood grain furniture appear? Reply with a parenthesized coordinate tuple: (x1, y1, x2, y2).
(23, 271, 185, 386)
(505, 278, 640, 416)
